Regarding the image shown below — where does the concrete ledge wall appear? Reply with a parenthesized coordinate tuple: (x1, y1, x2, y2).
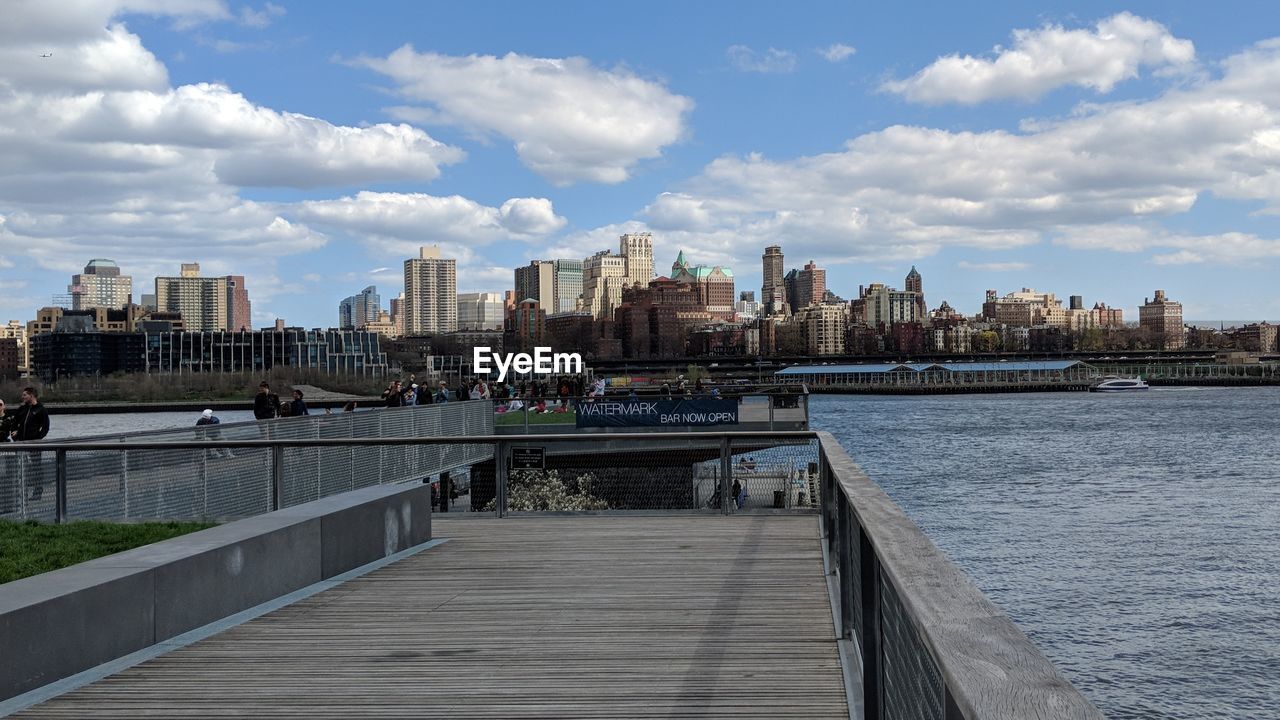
(0, 482, 431, 701)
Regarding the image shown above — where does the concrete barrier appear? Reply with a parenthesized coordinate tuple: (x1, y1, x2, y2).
(0, 481, 431, 701)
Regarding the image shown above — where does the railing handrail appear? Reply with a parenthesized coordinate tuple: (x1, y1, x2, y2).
(0, 430, 819, 453)
(816, 431, 1103, 719)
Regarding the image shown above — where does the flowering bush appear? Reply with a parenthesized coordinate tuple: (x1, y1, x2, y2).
(484, 469, 610, 511)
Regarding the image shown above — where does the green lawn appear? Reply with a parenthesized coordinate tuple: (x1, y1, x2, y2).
(494, 409, 577, 426)
(0, 519, 216, 584)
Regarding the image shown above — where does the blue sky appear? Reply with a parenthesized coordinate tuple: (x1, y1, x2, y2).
(3, 1, 1280, 327)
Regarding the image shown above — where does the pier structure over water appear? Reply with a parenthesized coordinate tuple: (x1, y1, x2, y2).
(776, 360, 1102, 393)
(0, 400, 1103, 719)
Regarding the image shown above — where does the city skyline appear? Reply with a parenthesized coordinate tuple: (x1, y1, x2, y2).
(3, 3, 1280, 326)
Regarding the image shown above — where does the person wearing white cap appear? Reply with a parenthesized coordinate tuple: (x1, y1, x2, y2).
(195, 409, 230, 457)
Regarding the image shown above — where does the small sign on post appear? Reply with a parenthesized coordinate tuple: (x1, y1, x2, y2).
(511, 446, 546, 470)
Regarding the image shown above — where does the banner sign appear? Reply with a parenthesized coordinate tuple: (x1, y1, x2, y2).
(574, 398, 739, 428)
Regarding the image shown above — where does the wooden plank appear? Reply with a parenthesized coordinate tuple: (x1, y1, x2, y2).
(16, 516, 847, 719)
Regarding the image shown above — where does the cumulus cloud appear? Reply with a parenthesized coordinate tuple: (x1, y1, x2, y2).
(626, 39, 1280, 276)
(1055, 226, 1280, 265)
(0, 1, 477, 323)
(883, 12, 1195, 104)
(295, 192, 567, 250)
(726, 45, 797, 73)
(818, 44, 856, 63)
(357, 47, 693, 185)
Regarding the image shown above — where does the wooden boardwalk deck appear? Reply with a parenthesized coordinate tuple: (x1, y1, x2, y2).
(16, 515, 847, 719)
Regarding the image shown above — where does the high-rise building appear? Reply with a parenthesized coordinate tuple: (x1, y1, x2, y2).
(69, 259, 132, 310)
(390, 292, 406, 337)
(553, 259, 584, 313)
(800, 304, 848, 355)
(1139, 290, 1185, 350)
(154, 263, 251, 332)
(619, 232, 654, 281)
(905, 266, 925, 320)
(795, 261, 827, 311)
(457, 292, 505, 331)
(403, 246, 457, 335)
(512, 299, 546, 347)
(580, 234, 654, 320)
(670, 250, 735, 320)
(226, 275, 251, 331)
(515, 261, 556, 310)
(762, 246, 786, 315)
(339, 286, 381, 330)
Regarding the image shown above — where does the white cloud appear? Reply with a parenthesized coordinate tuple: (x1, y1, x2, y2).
(818, 44, 856, 63)
(295, 192, 567, 249)
(0, 2, 477, 323)
(726, 45, 797, 74)
(1055, 226, 1280, 265)
(883, 12, 1195, 104)
(643, 193, 714, 231)
(239, 2, 285, 29)
(625, 39, 1280, 275)
(357, 48, 694, 185)
(958, 261, 1029, 272)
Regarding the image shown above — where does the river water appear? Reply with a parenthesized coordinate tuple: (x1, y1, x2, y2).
(39, 390, 1279, 716)
(809, 388, 1280, 719)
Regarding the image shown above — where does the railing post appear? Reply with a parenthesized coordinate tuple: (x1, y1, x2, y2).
(860, 527, 882, 720)
(271, 444, 284, 511)
(837, 497, 854, 640)
(55, 449, 67, 524)
(439, 470, 450, 513)
(768, 395, 775, 431)
(719, 436, 732, 515)
(494, 439, 508, 518)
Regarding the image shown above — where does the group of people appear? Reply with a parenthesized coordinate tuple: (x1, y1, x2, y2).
(380, 377, 452, 408)
(253, 381, 310, 419)
(0, 387, 51, 501)
(656, 376, 719, 400)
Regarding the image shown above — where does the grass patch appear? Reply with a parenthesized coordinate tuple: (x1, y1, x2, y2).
(494, 409, 577, 426)
(0, 519, 216, 584)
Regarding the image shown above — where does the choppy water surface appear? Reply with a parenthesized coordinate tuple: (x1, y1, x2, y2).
(811, 388, 1280, 719)
(44, 410, 257, 439)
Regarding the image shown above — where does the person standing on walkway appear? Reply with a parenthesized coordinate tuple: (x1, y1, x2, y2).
(13, 388, 49, 442)
(382, 380, 402, 408)
(0, 398, 14, 442)
(434, 381, 450, 404)
(253, 381, 281, 420)
(291, 389, 310, 415)
(0, 399, 14, 513)
(14, 387, 50, 500)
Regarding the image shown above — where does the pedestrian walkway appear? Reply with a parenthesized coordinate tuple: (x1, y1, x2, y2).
(13, 515, 847, 719)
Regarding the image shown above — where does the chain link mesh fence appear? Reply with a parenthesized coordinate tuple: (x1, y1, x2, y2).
(465, 436, 820, 514)
(0, 401, 493, 523)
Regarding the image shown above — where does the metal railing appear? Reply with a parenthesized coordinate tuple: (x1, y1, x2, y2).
(0, 430, 819, 522)
(816, 431, 1103, 720)
(1, 421, 1106, 717)
(0, 401, 493, 523)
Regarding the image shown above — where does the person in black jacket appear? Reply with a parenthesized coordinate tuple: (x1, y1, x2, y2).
(253, 381, 281, 420)
(13, 387, 50, 501)
(13, 387, 49, 442)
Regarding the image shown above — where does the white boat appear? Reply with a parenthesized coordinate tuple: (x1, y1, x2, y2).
(1091, 377, 1150, 392)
